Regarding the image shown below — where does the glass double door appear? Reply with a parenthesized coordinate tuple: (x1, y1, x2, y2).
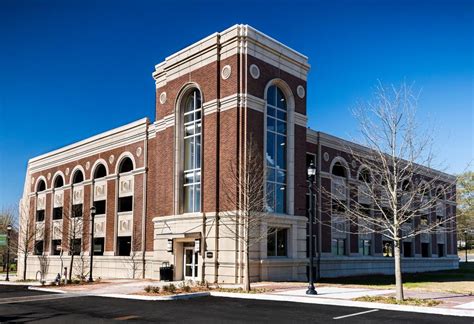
(183, 247, 198, 280)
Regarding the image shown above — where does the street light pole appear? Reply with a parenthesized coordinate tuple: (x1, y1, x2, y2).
(5, 224, 12, 281)
(88, 206, 96, 282)
(306, 162, 317, 295)
(465, 230, 469, 263)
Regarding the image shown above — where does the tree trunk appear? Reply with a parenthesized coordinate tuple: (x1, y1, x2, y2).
(243, 242, 250, 292)
(69, 254, 74, 282)
(23, 254, 27, 280)
(394, 240, 404, 301)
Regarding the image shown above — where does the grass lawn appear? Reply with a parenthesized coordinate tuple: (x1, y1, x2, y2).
(318, 262, 474, 294)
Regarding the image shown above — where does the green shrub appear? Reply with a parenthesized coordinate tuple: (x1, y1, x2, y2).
(144, 285, 152, 293)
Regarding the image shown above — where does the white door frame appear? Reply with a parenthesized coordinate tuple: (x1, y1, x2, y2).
(183, 246, 198, 280)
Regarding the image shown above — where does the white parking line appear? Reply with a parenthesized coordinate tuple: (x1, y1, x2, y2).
(333, 309, 379, 319)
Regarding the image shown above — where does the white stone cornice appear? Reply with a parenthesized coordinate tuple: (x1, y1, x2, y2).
(153, 24, 310, 89)
(28, 118, 149, 173)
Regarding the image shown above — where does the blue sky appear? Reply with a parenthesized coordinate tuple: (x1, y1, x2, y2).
(0, 0, 472, 209)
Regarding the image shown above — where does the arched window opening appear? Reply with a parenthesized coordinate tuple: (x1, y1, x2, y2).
(331, 162, 346, 178)
(54, 176, 64, 188)
(266, 85, 287, 213)
(37, 180, 46, 192)
(183, 89, 202, 213)
(53, 175, 64, 220)
(119, 158, 133, 174)
(72, 170, 84, 184)
(358, 169, 371, 183)
(94, 164, 107, 179)
(401, 179, 412, 192)
(93, 163, 107, 223)
(71, 170, 84, 219)
(35, 179, 46, 222)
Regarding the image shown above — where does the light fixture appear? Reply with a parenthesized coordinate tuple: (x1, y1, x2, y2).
(194, 239, 201, 253)
(167, 239, 173, 253)
(307, 161, 316, 178)
(90, 206, 97, 215)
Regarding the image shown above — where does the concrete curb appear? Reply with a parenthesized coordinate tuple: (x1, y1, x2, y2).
(209, 292, 474, 318)
(28, 286, 68, 294)
(27, 286, 210, 301)
(95, 292, 211, 301)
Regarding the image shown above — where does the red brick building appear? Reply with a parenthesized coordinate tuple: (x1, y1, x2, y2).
(19, 25, 458, 282)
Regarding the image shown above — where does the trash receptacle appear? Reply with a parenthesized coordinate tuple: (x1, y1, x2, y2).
(160, 262, 174, 281)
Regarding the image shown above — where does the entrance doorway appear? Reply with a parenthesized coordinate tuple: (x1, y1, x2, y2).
(183, 246, 198, 280)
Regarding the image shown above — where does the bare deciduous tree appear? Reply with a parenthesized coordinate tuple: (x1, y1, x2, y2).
(457, 171, 474, 256)
(15, 200, 41, 280)
(320, 83, 456, 301)
(0, 207, 18, 273)
(56, 203, 86, 282)
(221, 135, 275, 292)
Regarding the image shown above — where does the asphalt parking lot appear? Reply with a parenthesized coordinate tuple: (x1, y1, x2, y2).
(0, 285, 471, 323)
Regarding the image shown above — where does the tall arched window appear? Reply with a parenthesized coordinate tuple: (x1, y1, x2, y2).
(52, 175, 64, 220)
(183, 89, 202, 213)
(92, 163, 107, 256)
(35, 179, 46, 222)
(72, 170, 84, 218)
(266, 85, 287, 213)
(117, 157, 134, 256)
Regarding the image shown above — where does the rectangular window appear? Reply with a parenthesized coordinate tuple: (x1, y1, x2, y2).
(34, 240, 44, 255)
(332, 200, 346, 214)
(53, 207, 63, 220)
(332, 239, 346, 255)
(52, 239, 62, 255)
(383, 240, 393, 257)
(438, 244, 445, 257)
(420, 214, 429, 226)
(421, 243, 430, 257)
(267, 228, 288, 257)
(93, 238, 105, 256)
(94, 200, 106, 215)
(403, 242, 413, 257)
(359, 239, 371, 256)
(72, 204, 83, 218)
(70, 238, 81, 255)
(117, 236, 131, 256)
(36, 210, 45, 222)
(118, 196, 133, 212)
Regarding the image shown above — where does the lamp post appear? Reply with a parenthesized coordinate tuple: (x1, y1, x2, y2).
(306, 161, 317, 295)
(88, 206, 96, 282)
(5, 224, 12, 281)
(465, 230, 469, 263)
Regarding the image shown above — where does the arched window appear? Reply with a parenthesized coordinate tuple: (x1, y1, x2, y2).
(37, 179, 46, 192)
(94, 164, 107, 179)
(119, 158, 133, 174)
(358, 169, 371, 183)
(266, 85, 287, 213)
(72, 170, 84, 184)
(54, 176, 64, 188)
(116, 156, 134, 256)
(182, 89, 202, 213)
(332, 162, 346, 177)
(35, 179, 46, 223)
(52, 175, 64, 220)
